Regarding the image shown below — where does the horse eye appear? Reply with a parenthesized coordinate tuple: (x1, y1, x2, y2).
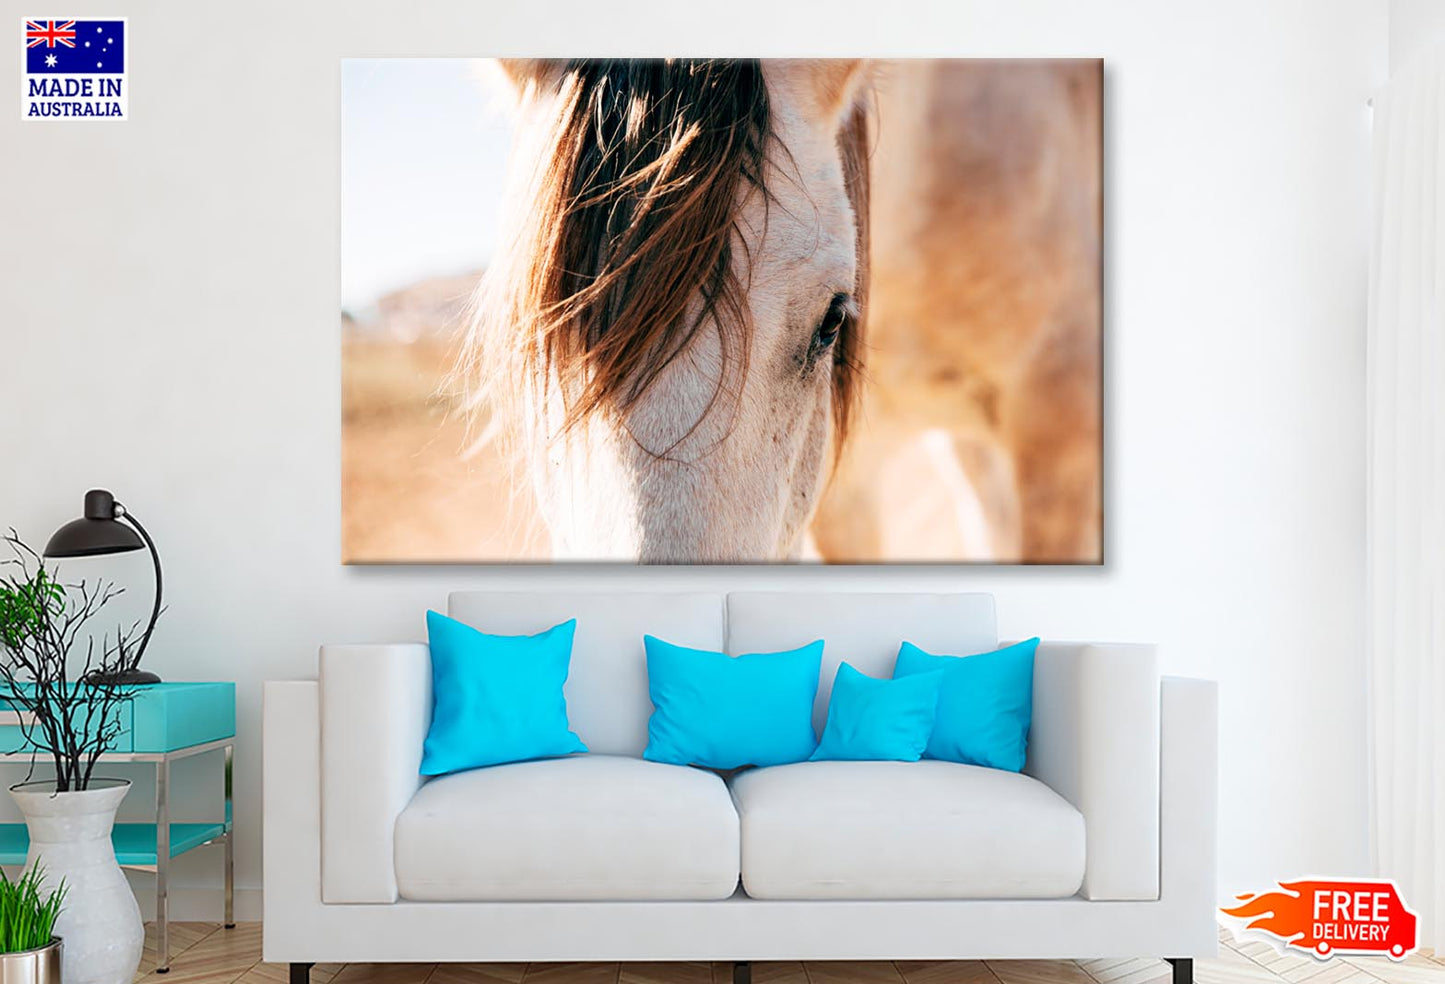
(815, 293, 851, 349)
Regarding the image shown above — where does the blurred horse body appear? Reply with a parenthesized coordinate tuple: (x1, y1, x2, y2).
(814, 60, 1101, 563)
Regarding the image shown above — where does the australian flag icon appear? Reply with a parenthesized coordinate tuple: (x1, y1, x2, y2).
(25, 19, 125, 74)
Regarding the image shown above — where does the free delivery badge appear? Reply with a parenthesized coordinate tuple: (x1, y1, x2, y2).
(1222, 879, 1418, 961)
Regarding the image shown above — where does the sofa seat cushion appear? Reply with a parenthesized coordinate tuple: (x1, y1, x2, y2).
(729, 760, 1085, 900)
(394, 754, 740, 901)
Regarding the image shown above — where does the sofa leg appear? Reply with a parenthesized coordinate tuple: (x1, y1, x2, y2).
(1167, 958, 1193, 984)
(733, 961, 752, 984)
(290, 964, 313, 984)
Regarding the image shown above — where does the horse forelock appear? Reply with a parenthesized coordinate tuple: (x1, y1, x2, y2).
(456, 58, 868, 461)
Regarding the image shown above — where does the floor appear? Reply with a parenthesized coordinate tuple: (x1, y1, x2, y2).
(131, 923, 1445, 984)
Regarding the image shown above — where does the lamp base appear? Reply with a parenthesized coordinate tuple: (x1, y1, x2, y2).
(83, 669, 162, 687)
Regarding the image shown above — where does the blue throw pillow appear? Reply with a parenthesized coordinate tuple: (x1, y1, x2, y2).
(643, 636, 822, 769)
(420, 611, 587, 776)
(809, 662, 945, 762)
(893, 638, 1040, 772)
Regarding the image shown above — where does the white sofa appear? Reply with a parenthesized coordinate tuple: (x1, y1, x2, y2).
(263, 591, 1218, 982)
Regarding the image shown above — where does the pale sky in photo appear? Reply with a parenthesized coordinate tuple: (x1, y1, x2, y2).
(341, 59, 514, 311)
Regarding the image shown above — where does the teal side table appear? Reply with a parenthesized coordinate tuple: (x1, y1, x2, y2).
(0, 682, 236, 974)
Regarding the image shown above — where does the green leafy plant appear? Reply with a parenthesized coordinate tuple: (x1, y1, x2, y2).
(0, 865, 65, 953)
(0, 565, 62, 652)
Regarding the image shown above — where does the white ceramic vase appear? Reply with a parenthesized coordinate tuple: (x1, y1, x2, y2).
(9, 779, 143, 984)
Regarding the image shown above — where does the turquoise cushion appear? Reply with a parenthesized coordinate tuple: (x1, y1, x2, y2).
(643, 636, 822, 769)
(810, 662, 944, 762)
(893, 638, 1040, 772)
(420, 611, 587, 776)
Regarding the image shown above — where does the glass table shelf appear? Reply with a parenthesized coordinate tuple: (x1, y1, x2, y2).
(0, 821, 230, 866)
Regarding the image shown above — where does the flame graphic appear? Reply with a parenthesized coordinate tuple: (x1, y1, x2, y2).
(1221, 882, 1314, 945)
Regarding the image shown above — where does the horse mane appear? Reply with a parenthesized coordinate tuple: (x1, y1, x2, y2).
(456, 58, 866, 458)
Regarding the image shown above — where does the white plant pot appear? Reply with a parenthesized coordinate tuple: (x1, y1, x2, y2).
(9, 779, 143, 984)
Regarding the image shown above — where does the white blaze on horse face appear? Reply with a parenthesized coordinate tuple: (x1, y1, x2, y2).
(537, 62, 865, 562)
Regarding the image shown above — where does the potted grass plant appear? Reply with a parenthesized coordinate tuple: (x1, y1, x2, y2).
(0, 532, 145, 984)
(0, 866, 64, 982)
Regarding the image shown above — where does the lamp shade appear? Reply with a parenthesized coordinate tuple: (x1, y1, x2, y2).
(43, 489, 144, 558)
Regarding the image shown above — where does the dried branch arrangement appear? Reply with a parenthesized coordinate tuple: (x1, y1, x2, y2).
(0, 531, 142, 792)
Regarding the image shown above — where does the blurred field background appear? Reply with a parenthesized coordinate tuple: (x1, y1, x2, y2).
(341, 273, 547, 563)
(342, 60, 551, 563)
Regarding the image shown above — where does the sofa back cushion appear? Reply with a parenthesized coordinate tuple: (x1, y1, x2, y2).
(726, 592, 997, 736)
(448, 591, 724, 755)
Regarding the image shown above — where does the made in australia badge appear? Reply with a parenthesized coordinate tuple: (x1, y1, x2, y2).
(22, 18, 127, 120)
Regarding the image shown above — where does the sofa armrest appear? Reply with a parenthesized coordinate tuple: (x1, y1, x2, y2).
(319, 643, 432, 903)
(1026, 641, 1160, 900)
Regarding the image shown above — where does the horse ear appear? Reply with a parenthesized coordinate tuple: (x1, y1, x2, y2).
(491, 59, 567, 99)
(770, 59, 872, 131)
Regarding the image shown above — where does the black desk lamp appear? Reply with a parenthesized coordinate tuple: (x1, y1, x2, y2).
(43, 489, 163, 686)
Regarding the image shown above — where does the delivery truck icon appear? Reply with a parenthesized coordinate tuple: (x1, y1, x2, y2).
(1222, 879, 1418, 961)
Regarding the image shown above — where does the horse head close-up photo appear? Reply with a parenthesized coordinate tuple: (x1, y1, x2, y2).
(342, 58, 1102, 564)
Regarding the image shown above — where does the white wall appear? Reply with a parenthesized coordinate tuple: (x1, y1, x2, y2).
(1391, 0, 1445, 71)
(0, 0, 1387, 919)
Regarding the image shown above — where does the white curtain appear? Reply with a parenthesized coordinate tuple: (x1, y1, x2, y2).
(1368, 42, 1445, 949)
